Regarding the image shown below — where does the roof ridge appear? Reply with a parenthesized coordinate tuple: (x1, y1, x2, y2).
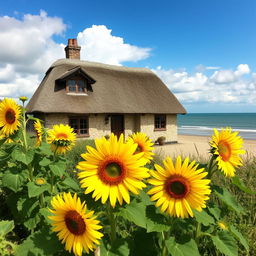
(51, 59, 153, 74)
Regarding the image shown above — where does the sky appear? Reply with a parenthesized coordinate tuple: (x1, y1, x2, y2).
(0, 0, 256, 113)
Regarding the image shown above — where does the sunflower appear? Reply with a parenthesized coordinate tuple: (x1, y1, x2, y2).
(48, 192, 103, 256)
(218, 221, 228, 230)
(47, 124, 76, 154)
(210, 128, 245, 177)
(77, 133, 149, 207)
(127, 132, 154, 163)
(0, 131, 14, 143)
(148, 156, 211, 218)
(0, 98, 21, 136)
(34, 120, 43, 147)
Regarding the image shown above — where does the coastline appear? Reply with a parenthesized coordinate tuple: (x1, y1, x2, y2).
(154, 134, 256, 160)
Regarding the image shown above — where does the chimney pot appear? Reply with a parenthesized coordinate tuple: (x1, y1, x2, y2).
(65, 38, 81, 59)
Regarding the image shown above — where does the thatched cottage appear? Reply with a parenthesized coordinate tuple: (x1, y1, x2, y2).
(27, 39, 186, 142)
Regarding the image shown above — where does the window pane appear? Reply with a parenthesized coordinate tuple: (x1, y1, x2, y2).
(69, 118, 78, 133)
(155, 115, 166, 129)
(68, 80, 76, 92)
(77, 80, 85, 92)
(80, 118, 88, 134)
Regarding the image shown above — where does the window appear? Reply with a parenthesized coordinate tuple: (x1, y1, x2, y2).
(154, 114, 166, 130)
(66, 79, 86, 93)
(69, 117, 89, 136)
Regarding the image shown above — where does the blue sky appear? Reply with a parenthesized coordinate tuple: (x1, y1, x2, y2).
(0, 0, 256, 112)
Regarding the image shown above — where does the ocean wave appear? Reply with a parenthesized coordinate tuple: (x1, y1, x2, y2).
(179, 126, 256, 133)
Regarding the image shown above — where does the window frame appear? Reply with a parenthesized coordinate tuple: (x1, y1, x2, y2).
(69, 116, 89, 137)
(66, 77, 87, 94)
(154, 114, 167, 131)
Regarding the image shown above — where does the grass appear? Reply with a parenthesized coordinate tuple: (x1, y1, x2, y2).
(66, 139, 95, 173)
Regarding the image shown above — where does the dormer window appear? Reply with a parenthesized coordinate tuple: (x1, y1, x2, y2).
(66, 78, 87, 94)
(55, 66, 96, 95)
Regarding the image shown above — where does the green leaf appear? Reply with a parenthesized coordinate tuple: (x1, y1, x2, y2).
(0, 220, 14, 237)
(24, 214, 41, 230)
(100, 239, 130, 256)
(232, 176, 256, 195)
(38, 142, 52, 155)
(49, 163, 65, 177)
(118, 200, 147, 228)
(165, 237, 200, 256)
(229, 225, 249, 252)
(0, 150, 10, 164)
(2, 172, 25, 192)
(213, 185, 244, 213)
(61, 176, 80, 191)
(211, 231, 238, 256)
(16, 228, 63, 256)
(17, 197, 39, 218)
(11, 147, 34, 165)
(208, 204, 221, 220)
(27, 181, 50, 198)
(39, 208, 52, 225)
(39, 157, 52, 167)
(193, 209, 215, 226)
(145, 205, 170, 232)
(138, 190, 154, 206)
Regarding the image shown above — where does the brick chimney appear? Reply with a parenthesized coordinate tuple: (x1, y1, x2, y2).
(65, 39, 81, 59)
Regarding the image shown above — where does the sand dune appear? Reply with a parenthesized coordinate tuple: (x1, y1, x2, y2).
(154, 134, 256, 160)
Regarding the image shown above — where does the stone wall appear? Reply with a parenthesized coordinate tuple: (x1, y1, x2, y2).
(89, 114, 110, 138)
(44, 113, 69, 128)
(44, 113, 177, 142)
(140, 114, 177, 142)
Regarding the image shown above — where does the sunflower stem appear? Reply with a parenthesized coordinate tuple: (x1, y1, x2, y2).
(107, 203, 117, 245)
(50, 150, 58, 194)
(207, 155, 216, 179)
(21, 102, 28, 151)
(21, 103, 34, 181)
(195, 222, 201, 244)
(161, 231, 168, 256)
(39, 193, 45, 208)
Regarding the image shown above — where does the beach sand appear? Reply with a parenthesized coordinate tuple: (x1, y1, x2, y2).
(154, 134, 256, 160)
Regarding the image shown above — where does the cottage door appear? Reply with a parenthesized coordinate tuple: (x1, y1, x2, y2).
(111, 115, 124, 138)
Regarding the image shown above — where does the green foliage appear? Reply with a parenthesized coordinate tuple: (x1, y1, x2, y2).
(0, 220, 14, 237)
(213, 185, 244, 213)
(165, 237, 200, 256)
(16, 227, 63, 256)
(211, 231, 238, 256)
(0, 102, 255, 256)
(0, 220, 16, 256)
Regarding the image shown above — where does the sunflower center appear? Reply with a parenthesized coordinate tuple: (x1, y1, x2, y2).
(65, 210, 86, 235)
(135, 144, 143, 154)
(56, 133, 68, 139)
(5, 109, 16, 124)
(166, 176, 190, 199)
(99, 158, 126, 185)
(218, 140, 231, 161)
(105, 163, 122, 177)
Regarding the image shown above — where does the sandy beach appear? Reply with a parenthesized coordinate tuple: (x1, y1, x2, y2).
(154, 134, 256, 160)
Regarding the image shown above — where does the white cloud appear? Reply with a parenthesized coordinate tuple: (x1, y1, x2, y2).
(153, 65, 256, 105)
(77, 25, 151, 65)
(0, 14, 151, 98)
(234, 64, 250, 76)
(211, 64, 251, 84)
(195, 64, 220, 72)
(0, 11, 66, 98)
(0, 12, 254, 110)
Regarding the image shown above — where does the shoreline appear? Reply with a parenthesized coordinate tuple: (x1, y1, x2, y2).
(154, 134, 256, 159)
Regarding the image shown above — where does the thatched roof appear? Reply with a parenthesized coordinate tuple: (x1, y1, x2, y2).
(27, 59, 186, 114)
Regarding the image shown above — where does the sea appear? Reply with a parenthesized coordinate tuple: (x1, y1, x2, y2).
(177, 113, 256, 140)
